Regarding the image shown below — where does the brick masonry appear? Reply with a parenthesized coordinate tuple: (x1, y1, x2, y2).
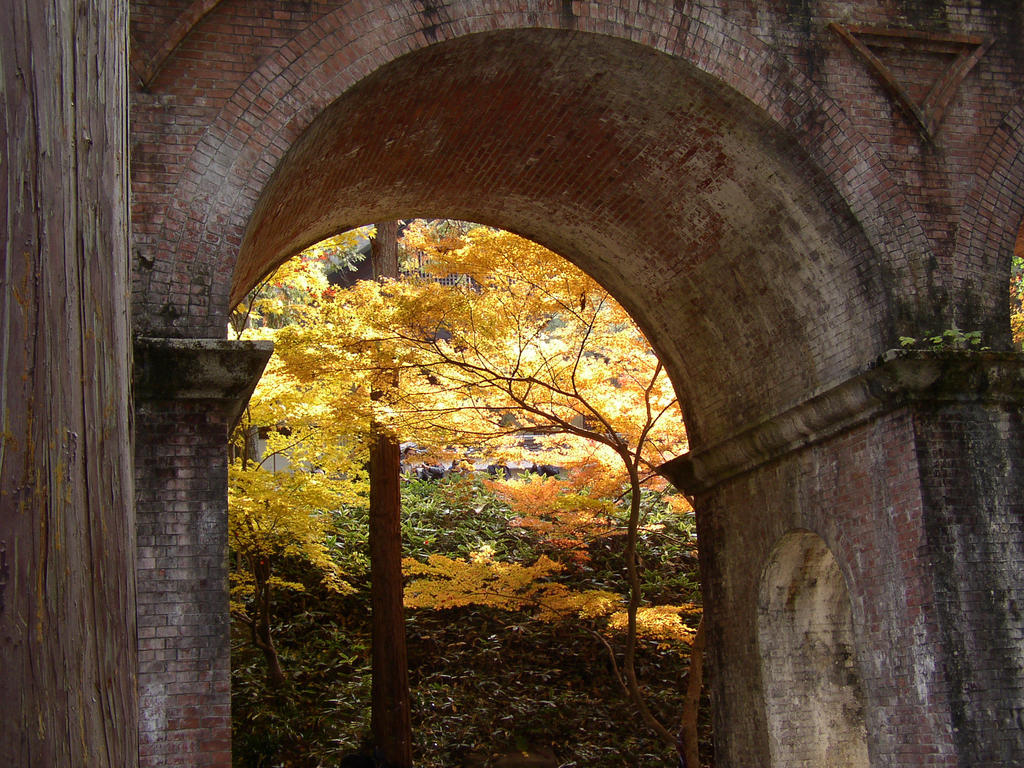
(133, 340, 271, 767)
(758, 531, 870, 766)
(669, 352, 1024, 765)
(696, 407, 957, 766)
(127, 2, 1024, 766)
(913, 400, 1024, 764)
(135, 398, 233, 768)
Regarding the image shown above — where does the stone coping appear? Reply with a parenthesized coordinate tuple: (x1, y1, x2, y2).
(133, 337, 274, 427)
(659, 350, 1024, 494)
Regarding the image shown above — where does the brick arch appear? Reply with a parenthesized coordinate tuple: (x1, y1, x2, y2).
(123, 7, 1024, 766)
(956, 99, 1024, 347)
(135, 2, 931, 444)
(130, 0, 228, 87)
(238, 29, 900, 447)
(138, 0, 927, 337)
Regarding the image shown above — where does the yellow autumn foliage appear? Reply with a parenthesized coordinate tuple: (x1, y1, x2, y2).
(403, 553, 695, 647)
(1012, 288, 1024, 351)
(228, 463, 354, 602)
(259, 223, 687, 482)
(228, 221, 698, 694)
(606, 604, 701, 646)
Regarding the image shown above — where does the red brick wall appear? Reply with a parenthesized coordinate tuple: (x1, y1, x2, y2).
(912, 400, 1024, 765)
(697, 409, 960, 766)
(135, 399, 233, 768)
(697, 390, 1024, 766)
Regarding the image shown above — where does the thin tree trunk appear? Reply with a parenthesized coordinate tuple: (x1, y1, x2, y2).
(254, 619, 288, 688)
(369, 221, 413, 767)
(621, 460, 677, 750)
(250, 555, 288, 688)
(678, 615, 706, 768)
(0, 1, 137, 764)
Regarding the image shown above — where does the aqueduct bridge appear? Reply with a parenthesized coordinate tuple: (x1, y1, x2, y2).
(4, 1, 1024, 766)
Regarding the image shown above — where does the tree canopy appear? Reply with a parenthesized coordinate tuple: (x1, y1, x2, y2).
(227, 221, 701, 762)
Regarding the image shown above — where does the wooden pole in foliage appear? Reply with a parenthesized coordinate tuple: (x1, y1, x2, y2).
(369, 221, 414, 766)
(0, 1, 137, 765)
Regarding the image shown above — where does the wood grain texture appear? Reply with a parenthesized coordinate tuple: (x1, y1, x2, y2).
(0, 1, 136, 765)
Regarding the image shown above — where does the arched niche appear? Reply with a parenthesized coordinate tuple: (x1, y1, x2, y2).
(757, 530, 870, 767)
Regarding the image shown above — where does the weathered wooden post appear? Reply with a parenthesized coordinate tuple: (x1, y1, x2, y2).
(0, 1, 136, 765)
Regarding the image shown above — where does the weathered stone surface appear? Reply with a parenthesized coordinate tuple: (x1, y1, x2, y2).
(135, 397, 235, 768)
(134, 337, 273, 425)
(693, 379, 1024, 765)
(134, 342, 272, 768)
(661, 350, 1024, 493)
(759, 532, 870, 767)
(132, 338, 270, 768)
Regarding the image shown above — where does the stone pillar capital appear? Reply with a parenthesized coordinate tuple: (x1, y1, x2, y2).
(661, 350, 1024, 494)
(133, 337, 273, 428)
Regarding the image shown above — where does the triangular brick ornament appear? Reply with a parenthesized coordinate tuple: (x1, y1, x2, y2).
(831, 23, 991, 140)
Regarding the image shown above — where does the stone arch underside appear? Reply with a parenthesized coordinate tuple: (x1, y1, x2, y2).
(128, 0, 974, 453)
(224, 29, 898, 448)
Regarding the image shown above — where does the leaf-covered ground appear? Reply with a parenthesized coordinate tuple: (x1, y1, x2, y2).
(231, 476, 711, 767)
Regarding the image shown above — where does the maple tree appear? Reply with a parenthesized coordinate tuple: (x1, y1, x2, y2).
(230, 470, 701, 766)
(403, 544, 699, 646)
(230, 229, 365, 337)
(385, 223, 693, 756)
(227, 347, 365, 687)
(1012, 252, 1024, 349)
(229, 221, 702, 760)
(227, 234, 370, 687)
(228, 225, 430, 762)
(223, 220, 1023, 765)
(228, 459, 353, 686)
(270, 222, 696, 755)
